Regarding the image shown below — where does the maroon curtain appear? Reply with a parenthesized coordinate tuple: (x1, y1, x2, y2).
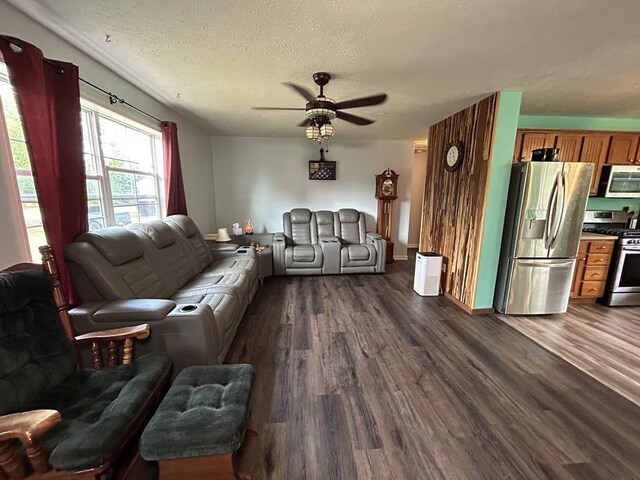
(0, 36, 87, 305)
(162, 121, 188, 216)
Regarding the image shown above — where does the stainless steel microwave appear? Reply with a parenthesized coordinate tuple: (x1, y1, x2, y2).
(598, 165, 640, 198)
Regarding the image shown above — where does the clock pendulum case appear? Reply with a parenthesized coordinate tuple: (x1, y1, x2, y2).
(375, 168, 399, 264)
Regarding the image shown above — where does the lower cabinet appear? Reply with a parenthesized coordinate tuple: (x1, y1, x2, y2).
(570, 239, 615, 299)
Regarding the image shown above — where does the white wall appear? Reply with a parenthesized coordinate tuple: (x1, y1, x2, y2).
(0, 2, 216, 267)
(212, 137, 414, 258)
(408, 150, 427, 247)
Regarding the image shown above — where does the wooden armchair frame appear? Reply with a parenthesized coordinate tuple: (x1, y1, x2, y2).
(0, 246, 170, 479)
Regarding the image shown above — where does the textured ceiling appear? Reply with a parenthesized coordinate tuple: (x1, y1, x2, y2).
(9, 0, 640, 139)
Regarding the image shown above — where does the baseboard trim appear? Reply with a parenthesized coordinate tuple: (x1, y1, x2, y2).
(444, 292, 495, 315)
(393, 255, 409, 261)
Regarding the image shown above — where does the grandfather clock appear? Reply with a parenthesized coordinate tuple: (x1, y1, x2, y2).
(375, 168, 399, 264)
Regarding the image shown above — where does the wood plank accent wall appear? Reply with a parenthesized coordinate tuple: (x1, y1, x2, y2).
(420, 94, 498, 308)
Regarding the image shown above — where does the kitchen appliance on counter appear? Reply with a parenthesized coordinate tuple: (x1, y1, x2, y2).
(495, 162, 594, 314)
(597, 165, 640, 198)
(583, 210, 640, 306)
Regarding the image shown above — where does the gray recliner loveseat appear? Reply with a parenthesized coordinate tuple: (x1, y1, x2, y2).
(64, 215, 258, 373)
(273, 208, 386, 275)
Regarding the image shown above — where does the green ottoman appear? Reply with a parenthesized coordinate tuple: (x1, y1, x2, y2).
(140, 364, 254, 480)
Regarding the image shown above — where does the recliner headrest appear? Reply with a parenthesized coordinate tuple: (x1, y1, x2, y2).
(131, 221, 176, 249)
(290, 208, 312, 223)
(77, 227, 143, 266)
(316, 210, 333, 225)
(165, 215, 198, 237)
(338, 209, 360, 223)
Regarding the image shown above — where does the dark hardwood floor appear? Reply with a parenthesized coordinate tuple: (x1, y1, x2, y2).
(226, 256, 640, 480)
(499, 302, 640, 408)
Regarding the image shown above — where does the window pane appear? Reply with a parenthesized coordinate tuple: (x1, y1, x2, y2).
(99, 116, 153, 172)
(16, 174, 37, 199)
(25, 225, 47, 263)
(81, 111, 92, 153)
(87, 179, 105, 231)
(84, 153, 96, 175)
(114, 205, 136, 225)
(21, 202, 42, 228)
(10, 140, 30, 171)
(109, 171, 136, 199)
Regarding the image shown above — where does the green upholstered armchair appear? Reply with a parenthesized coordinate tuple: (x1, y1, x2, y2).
(0, 246, 172, 479)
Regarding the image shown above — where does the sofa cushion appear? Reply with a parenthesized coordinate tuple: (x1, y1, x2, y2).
(139, 364, 253, 460)
(0, 270, 76, 416)
(285, 245, 323, 269)
(293, 245, 316, 262)
(316, 210, 335, 237)
(338, 208, 360, 223)
(131, 221, 176, 249)
(31, 352, 171, 471)
(290, 208, 312, 223)
(336, 209, 366, 245)
(165, 214, 198, 238)
(341, 244, 376, 267)
(77, 228, 143, 266)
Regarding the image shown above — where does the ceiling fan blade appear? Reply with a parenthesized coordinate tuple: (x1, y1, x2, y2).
(252, 107, 306, 111)
(297, 118, 312, 127)
(283, 82, 316, 102)
(334, 93, 387, 110)
(336, 111, 375, 126)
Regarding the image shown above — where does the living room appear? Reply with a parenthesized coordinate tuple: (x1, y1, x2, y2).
(1, 1, 640, 479)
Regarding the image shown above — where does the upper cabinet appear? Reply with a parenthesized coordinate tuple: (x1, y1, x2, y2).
(515, 132, 555, 162)
(605, 134, 640, 165)
(581, 135, 610, 195)
(553, 134, 583, 163)
(512, 129, 640, 195)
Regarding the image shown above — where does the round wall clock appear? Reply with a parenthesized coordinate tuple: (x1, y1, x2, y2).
(444, 141, 464, 171)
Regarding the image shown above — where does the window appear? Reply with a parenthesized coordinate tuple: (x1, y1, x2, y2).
(0, 60, 164, 260)
(81, 101, 164, 231)
(0, 62, 45, 261)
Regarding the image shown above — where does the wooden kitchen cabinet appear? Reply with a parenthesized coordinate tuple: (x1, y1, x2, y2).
(606, 134, 640, 165)
(514, 132, 555, 162)
(553, 134, 583, 163)
(570, 239, 616, 300)
(580, 134, 611, 195)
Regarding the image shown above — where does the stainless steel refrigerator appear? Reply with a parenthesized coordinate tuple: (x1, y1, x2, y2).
(495, 162, 593, 314)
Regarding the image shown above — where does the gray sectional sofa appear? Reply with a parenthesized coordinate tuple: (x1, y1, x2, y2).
(273, 208, 386, 275)
(64, 215, 258, 373)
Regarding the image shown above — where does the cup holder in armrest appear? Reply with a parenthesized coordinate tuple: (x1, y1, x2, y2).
(179, 304, 198, 313)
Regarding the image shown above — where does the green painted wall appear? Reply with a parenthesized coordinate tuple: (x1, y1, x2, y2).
(519, 115, 640, 131)
(474, 92, 523, 310)
(519, 114, 640, 217)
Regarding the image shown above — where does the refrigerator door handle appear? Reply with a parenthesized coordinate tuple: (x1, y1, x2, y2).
(544, 173, 559, 250)
(550, 171, 566, 250)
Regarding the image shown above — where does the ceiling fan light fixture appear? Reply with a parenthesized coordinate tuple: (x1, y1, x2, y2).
(320, 122, 335, 139)
(306, 125, 320, 140)
(306, 103, 336, 120)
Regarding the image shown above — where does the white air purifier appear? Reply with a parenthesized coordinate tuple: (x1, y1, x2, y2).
(413, 252, 443, 296)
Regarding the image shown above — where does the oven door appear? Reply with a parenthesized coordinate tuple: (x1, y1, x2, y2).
(609, 246, 640, 292)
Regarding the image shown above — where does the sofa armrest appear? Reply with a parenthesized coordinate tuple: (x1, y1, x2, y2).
(88, 299, 176, 323)
(319, 236, 341, 274)
(366, 232, 387, 272)
(273, 232, 286, 276)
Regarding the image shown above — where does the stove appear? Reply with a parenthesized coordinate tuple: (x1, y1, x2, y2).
(582, 211, 640, 306)
(582, 227, 640, 239)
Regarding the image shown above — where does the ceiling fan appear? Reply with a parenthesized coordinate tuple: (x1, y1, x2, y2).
(252, 72, 387, 141)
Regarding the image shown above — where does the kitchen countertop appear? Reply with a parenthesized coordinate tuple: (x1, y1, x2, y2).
(580, 232, 619, 241)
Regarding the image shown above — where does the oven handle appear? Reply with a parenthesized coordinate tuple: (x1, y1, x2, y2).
(622, 246, 640, 251)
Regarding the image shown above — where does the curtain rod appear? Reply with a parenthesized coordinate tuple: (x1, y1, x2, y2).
(79, 78, 165, 125)
(1, 35, 165, 126)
